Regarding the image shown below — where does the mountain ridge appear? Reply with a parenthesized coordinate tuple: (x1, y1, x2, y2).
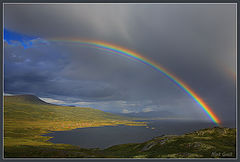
(4, 94, 52, 105)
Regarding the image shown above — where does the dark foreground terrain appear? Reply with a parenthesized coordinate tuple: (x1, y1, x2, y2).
(4, 95, 236, 158)
(5, 127, 236, 158)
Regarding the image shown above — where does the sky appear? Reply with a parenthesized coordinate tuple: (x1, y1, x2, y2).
(3, 3, 236, 122)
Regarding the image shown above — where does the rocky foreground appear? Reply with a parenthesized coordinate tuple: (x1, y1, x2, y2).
(5, 127, 236, 158)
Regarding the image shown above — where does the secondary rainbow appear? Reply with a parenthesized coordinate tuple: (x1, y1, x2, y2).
(50, 38, 221, 125)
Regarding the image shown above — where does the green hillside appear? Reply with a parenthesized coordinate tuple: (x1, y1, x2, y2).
(4, 95, 236, 158)
(4, 95, 145, 157)
(4, 95, 140, 122)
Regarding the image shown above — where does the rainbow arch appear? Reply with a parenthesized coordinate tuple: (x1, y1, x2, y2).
(50, 38, 221, 125)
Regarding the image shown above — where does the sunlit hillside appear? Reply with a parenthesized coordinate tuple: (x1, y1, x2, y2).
(4, 95, 236, 158)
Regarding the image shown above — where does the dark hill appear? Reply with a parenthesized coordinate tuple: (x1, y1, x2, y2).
(4, 94, 51, 105)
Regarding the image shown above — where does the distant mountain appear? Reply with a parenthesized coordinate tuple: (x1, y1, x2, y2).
(4, 94, 52, 105)
(117, 110, 176, 119)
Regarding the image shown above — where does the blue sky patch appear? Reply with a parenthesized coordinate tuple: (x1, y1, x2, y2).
(4, 29, 37, 48)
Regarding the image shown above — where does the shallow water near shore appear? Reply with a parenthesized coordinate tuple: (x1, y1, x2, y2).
(44, 120, 235, 149)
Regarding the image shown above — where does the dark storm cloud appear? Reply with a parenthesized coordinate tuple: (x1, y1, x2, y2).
(4, 4, 133, 44)
(4, 4, 236, 121)
(4, 41, 121, 100)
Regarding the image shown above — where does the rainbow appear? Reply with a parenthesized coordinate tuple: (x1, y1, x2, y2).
(50, 38, 221, 125)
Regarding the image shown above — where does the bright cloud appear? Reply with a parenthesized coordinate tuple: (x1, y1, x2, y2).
(40, 97, 66, 105)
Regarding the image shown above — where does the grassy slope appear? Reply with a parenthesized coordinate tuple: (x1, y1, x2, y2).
(103, 127, 236, 158)
(4, 95, 145, 157)
(4, 95, 236, 158)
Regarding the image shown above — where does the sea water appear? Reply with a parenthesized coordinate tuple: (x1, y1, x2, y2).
(44, 120, 235, 149)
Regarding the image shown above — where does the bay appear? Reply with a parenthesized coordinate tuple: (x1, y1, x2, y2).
(44, 120, 235, 149)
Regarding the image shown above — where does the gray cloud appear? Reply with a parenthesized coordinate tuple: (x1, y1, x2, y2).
(4, 4, 236, 122)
